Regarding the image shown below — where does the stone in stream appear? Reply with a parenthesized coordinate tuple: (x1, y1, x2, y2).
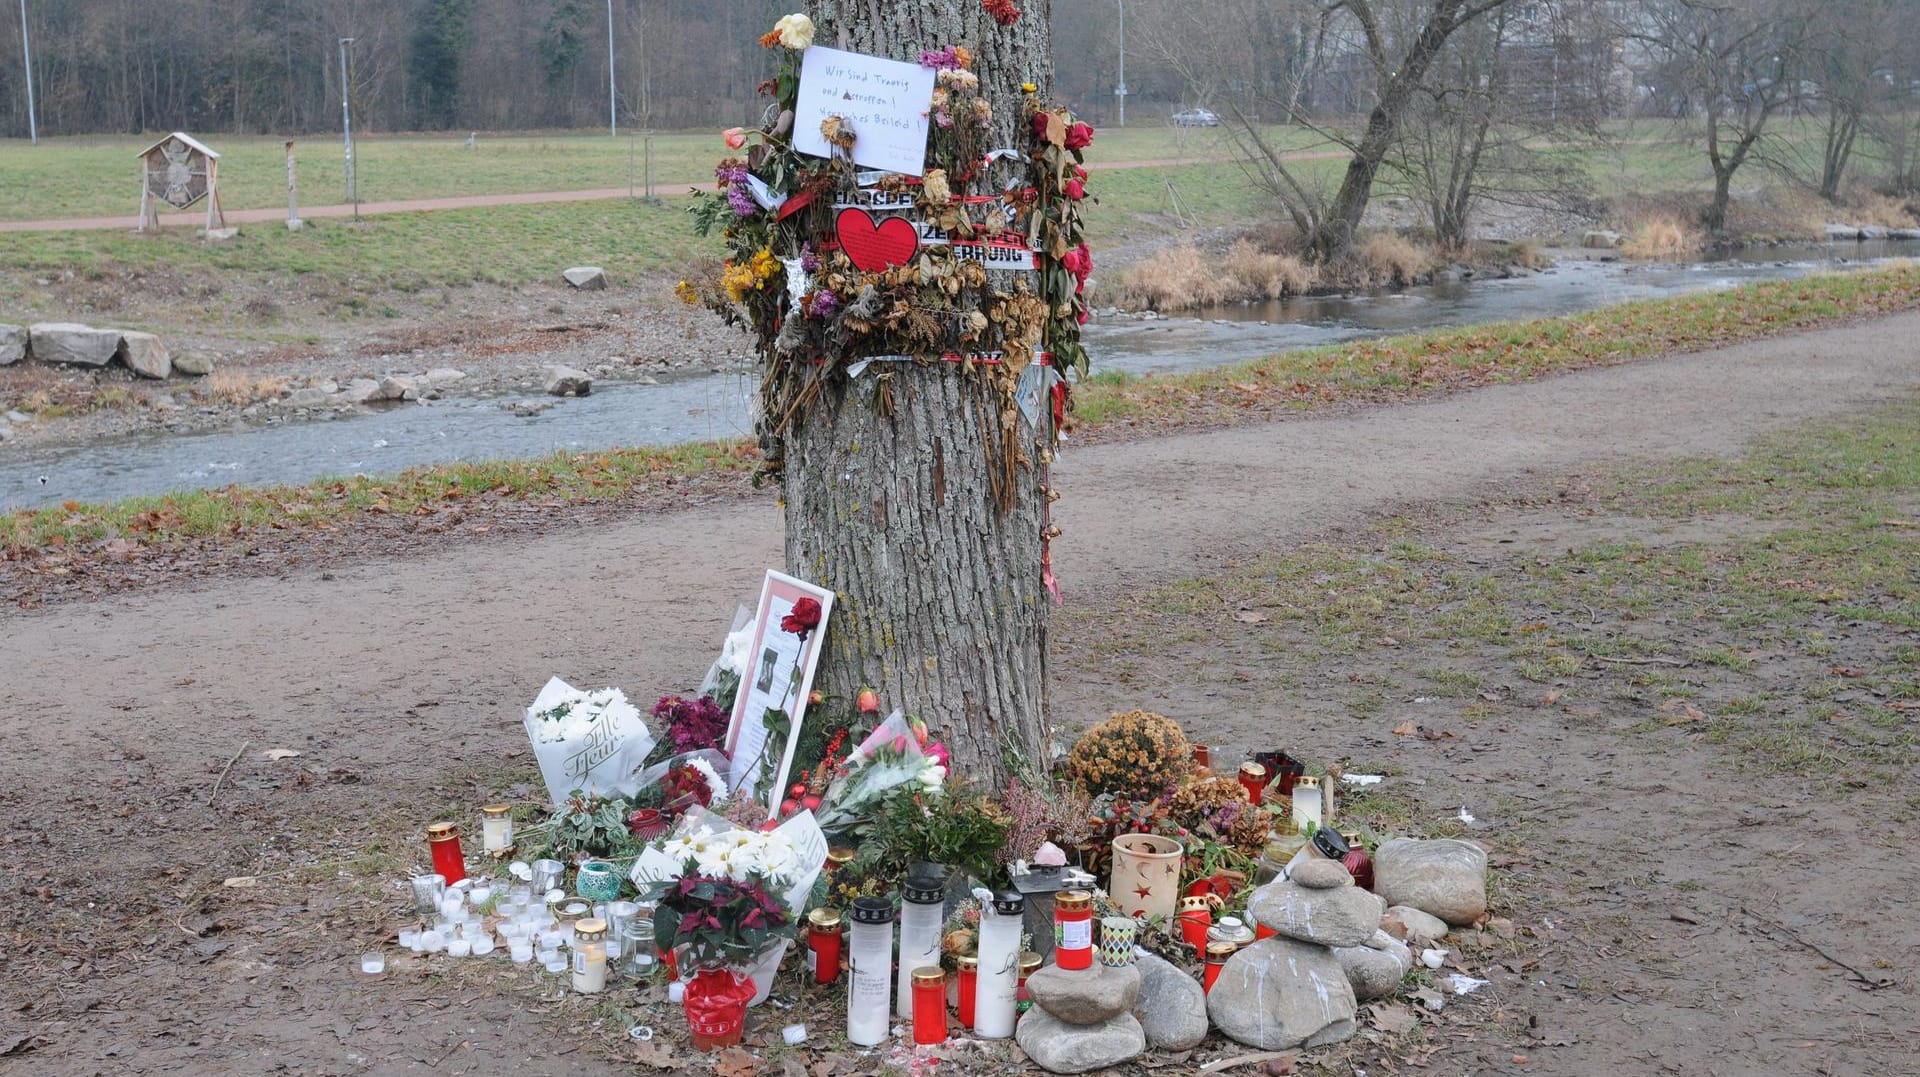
(1026, 960, 1141, 1025)
(1335, 930, 1413, 1001)
(562, 266, 608, 290)
(29, 323, 121, 367)
(1382, 905, 1450, 943)
(1206, 936, 1357, 1050)
(423, 367, 466, 388)
(1132, 949, 1208, 1050)
(544, 365, 593, 397)
(1372, 838, 1488, 927)
(1580, 229, 1622, 249)
(0, 323, 25, 365)
(377, 375, 420, 401)
(337, 379, 383, 405)
(117, 331, 172, 379)
(1824, 223, 1864, 240)
(1014, 1008, 1145, 1074)
(1247, 872, 1385, 948)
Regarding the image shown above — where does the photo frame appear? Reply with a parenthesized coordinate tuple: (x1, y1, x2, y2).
(723, 569, 835, 813)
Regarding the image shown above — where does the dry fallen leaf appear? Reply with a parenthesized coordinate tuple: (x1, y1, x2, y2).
(713, 1047, 761, 1077)
(1661, 699, 1708, 725)
(1369, 1002, 1419, 1034)
(222, 875, 257, 888)
(1232, 609, 1269, 625)
(1392, 720, 1419, 736)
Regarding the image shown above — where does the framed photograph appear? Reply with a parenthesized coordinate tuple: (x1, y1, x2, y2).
(723, 569, 835, 812)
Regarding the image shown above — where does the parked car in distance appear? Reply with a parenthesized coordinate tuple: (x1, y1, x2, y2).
(1171, 107, 1220, 127)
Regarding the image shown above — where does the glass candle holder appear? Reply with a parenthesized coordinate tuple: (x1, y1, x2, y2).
(910, 967, 947, 1046)
(576, 860, 622, 903)
(1291, 776, 1323, 831)
(426, 822, 466, 886)
(480, 803, 514, 854)
(409, 873, 447, 915)
(360, 952, 386, 976)
(530, 858, 565, 894)
(1098, 916, 1137, 967)
(572, 918, 609, 993)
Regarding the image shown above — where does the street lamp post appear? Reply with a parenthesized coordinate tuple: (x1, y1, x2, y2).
(339, 37, 357, 209)
(1114, 0, 1127, 127)
(18, 0, 37, 144)
(607, 0, 617, 137)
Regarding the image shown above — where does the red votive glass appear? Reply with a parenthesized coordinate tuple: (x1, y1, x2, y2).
(425, 822, 466, 886)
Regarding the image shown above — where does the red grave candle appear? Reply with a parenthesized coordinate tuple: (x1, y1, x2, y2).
(1053, 890, 1094, 970)
(1177, 895, 1213, 954)
(807, 908, 843, 985)
(1203, 941, 1235, 994)
(425, 822, 466, 886)
(1237, 761, 1268, 806)
(910, 967, 948, 1045)
(956, 955, 978, 1029)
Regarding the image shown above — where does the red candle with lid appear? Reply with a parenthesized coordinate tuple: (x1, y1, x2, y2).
(956, 955, 978, 1028)
(1203, 941, 1236, 994)
(425, 822, 466, 885)
(1053, 890, 1094, 970)
(1237, 761, 1268, 805)
(1177, 894, 1213, 954)
(807, 907, 843, 985)
(910, 967, 948, 1045)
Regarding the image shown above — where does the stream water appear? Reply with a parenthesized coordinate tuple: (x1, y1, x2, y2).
(4, 241, 1915, 511)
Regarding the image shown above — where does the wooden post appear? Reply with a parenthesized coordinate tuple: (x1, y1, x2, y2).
(205, 157, 224, 231)
(285, 140, 303, 230)
(137, 149, 157, 233)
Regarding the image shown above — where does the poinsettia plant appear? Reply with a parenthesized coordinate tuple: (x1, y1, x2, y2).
(644, 873, 794, 969)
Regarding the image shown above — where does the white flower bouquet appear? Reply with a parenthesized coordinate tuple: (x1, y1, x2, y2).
(522, 676, 656, 805)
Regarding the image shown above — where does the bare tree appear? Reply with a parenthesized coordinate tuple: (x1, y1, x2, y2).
(1632, 0, 1812, 235)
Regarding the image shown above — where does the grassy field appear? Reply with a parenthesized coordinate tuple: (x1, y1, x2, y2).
(6, 262, 1916, 556)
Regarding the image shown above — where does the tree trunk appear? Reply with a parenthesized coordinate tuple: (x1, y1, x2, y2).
(784, 1, 1056, 788)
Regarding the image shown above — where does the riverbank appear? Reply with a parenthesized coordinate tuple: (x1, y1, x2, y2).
(6, 263, 1918, 607)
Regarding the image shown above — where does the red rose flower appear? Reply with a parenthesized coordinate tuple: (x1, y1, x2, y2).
(1065, 122, 1095, 151)
(1064, 178, 1085, 200)
(781, 597, 823, 639)
(1030, 112, 1050, 140)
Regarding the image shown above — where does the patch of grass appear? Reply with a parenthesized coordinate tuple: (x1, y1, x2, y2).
(1068, 263, 1920, 430)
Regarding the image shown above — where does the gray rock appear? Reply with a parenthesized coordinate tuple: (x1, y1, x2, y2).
(1825, 223, 1864, 240)
(1027, 961, 1142, 1025)
(1372, 839, 1488, 927)
(1133, 950, 1207, 1051)
(172, 350, 215, 376)
(7, 409, 31, 423)
(0, 323, 25, 365)
(1207, 936, 1357, 1050)
(1580, 229, 1622, 249)
(562, 266, 608, 290)
(287, 386, 330, 407)
(423, 367, 466, 388)
(1859, 225, 1889, 240)
(1335, 931, 1412, 1001)
(117, 331, 172, 379)
(0, 422, 10, 441)
(1382, 905, 1450, 943)
(1292, 858, 1352, 890)
(1248, 876, 1385, 947)
(1015, 1009, 1145, 1074)
(544, 365, 592, 397)
(29, 323, 121, 367)
(338, 378, 383, 405)
(202, 227, 240, 242)
(1890, 228, 1920, 240)
(377, 375, 419, 401)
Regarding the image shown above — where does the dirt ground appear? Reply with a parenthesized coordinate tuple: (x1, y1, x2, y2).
(3, 313, 1918, 1074)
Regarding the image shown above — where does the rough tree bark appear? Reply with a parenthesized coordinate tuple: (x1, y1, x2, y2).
(784, 1, 1056, 788)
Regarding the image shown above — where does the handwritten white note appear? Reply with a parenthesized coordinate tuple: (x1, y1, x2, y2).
(792, 45, 935, 177)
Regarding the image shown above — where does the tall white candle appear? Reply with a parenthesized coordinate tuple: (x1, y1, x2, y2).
(846, 897, 895, 1047)
(973, 891, 1024, 1039)
(896, 875, 946, 1019)
(1292, 775, 1323, 831)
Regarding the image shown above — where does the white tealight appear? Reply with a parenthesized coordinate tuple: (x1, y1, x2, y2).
(510, 944, 533, 964)
(446, 938, 472, 958)
(472, 935, 495, 957)
(782, 1024, 807, 1046)
(360, 953, 386, 975)
(544, 957, 567, 974)
(667, 980, 686, 1003)
(421, 930, 445, 953)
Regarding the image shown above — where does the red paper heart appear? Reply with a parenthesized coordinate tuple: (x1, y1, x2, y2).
(835, 207, 919, 273)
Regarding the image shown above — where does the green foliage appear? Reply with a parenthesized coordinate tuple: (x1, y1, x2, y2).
(535, 792, 638, 862)
(410, 0, 477, 129)
(867, 784, 1013, 887)
(643, 873, 792, 968)
(537, 0, 589, 86)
